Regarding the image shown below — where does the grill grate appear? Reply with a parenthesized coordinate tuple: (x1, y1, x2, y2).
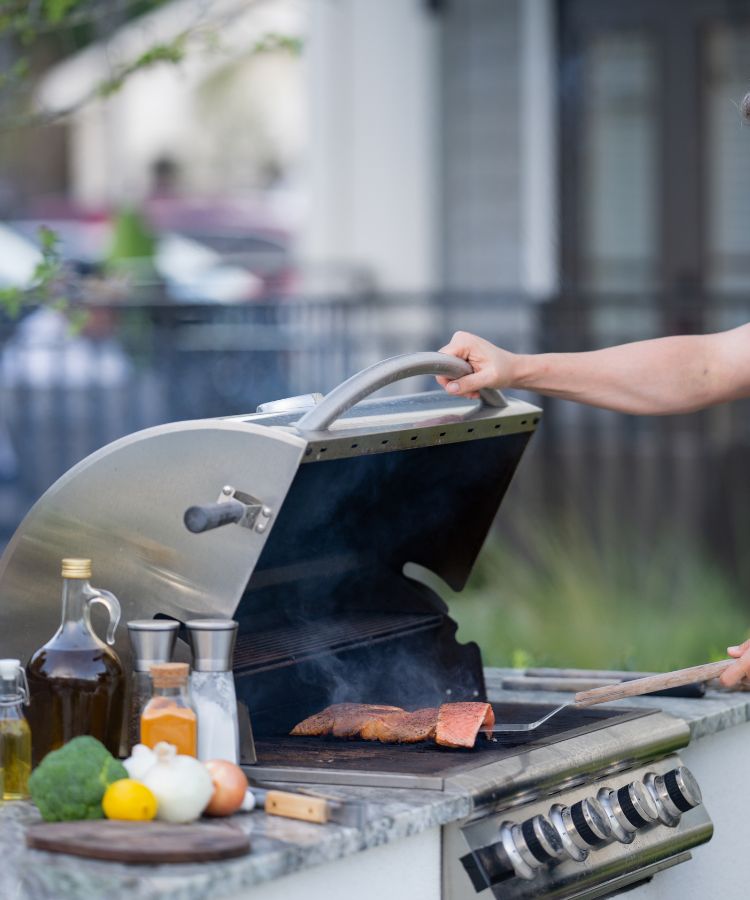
(249, 703, 655, 790)
(233, 612, 444, 673)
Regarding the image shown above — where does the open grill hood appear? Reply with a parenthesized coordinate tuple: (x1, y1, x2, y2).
(0, 353, 541, 736)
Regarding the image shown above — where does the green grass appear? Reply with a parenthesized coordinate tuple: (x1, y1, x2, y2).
(441, 516, 749, 672)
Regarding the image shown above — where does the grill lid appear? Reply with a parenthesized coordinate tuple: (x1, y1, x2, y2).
(0, 353, 541, 676)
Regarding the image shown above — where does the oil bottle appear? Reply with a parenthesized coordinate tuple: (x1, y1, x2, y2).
(26, 559, 125, 765)
(0, 658, 31, 800)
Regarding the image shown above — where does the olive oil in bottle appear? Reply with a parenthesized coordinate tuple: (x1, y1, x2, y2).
(26, 559, 125, 765)
(0, 658, 31, 800)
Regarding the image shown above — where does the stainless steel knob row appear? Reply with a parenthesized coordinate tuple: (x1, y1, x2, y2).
(495, 767, 703, 882)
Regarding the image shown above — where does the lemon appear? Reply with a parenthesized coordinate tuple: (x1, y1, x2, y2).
(102, 778, 158, 821)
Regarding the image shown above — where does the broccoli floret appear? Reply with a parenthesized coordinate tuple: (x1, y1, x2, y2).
(28, 736, 128, 822)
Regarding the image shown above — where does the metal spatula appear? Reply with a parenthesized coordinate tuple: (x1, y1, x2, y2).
(491, 658, 735, 734)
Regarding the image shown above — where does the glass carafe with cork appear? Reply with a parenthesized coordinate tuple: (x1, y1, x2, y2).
(26, 559, 125, 765)
(140, 662, 197, 756)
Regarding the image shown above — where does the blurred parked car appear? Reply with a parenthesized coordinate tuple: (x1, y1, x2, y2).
(9, 195, 295, 303)
(144, 195, 296, 297)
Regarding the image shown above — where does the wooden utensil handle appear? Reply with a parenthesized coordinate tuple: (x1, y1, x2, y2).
(264, 790, 329, 824)
(574, 659, 734, 707)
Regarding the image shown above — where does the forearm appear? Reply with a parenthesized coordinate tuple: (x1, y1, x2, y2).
(510, 329, 750, 415)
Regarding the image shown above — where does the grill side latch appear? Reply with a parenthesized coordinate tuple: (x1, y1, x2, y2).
(184, 485, 273, 534)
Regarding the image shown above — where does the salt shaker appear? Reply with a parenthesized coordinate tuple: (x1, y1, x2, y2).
(126, 619, 179, 752)
(185, 619, 241, 763)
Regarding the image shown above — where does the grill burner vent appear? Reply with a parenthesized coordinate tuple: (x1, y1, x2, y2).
(233, 612, 444, 673)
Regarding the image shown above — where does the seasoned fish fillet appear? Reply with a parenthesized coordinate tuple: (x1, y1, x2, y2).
(290, 703, 402, 737)
(331, 704, 403, 738)
(291, 701, 492, 747)
(290, 703, 362, 736)
(359, 708, 438, 743)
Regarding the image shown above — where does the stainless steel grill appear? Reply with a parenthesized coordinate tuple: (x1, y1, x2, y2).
(0, 352, 715, 899)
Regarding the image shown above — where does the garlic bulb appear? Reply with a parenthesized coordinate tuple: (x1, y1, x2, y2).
(140, 742, 214, 824)
(123, 743, 158, 781)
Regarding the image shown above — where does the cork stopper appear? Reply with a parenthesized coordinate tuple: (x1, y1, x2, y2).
(149, 662, 189, 688)
(61, 558, 92, 579)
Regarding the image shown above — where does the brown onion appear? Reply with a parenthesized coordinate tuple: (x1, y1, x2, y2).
(204, 759, 248, 817)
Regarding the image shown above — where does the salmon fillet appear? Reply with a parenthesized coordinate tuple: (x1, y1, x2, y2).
(359, 708, 438, 743)
(291, 701, 493, 747)
(435, 702, 495, 749)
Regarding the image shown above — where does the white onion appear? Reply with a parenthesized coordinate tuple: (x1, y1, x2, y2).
(140, 742, 214, 824)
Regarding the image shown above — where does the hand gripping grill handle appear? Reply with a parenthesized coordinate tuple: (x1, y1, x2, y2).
(295, 352, 508, 432)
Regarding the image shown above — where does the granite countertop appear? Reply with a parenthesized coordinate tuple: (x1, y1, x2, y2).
(3, 667, 750, 900)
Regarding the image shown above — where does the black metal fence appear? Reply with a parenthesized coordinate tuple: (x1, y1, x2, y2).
(1, 293, 748, 583)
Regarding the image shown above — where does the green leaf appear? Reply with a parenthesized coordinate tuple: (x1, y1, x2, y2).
(0, 287, 23, 318)
(38, 224, 59, 254)
(67, 308, 89, 335)
(43, 0, 84, 25)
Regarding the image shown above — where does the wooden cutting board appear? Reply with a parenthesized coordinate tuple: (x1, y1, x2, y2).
(26, 820, 251, 864)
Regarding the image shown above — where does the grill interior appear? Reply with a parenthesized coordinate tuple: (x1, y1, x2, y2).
(230, 435, 534, 735)
(233, 612, 444, 673)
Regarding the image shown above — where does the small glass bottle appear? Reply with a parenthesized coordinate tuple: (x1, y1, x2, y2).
(26, 559, 124, 765)
(126, 620, 179, 753)
(0, 659, 32, 800)
(140, 663, 197, 757)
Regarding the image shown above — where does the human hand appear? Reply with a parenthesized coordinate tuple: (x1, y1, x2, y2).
(719, 639, 750, 688)
(436, 331, 519, 399)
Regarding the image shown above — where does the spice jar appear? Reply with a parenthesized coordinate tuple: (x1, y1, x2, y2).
(140, 662, 197, 757)
(126, 620, 179, 752)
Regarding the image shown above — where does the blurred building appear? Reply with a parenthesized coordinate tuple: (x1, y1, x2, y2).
(36, 0, 305, 224)
(304, 0, 750, 309)
(31, 0, 750, 304)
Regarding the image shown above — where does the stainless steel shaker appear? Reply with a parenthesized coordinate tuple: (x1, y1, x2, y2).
(185, 619, 254, 764)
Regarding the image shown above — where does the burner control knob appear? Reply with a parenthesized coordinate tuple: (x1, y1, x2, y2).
(597, 781, 659, 843)
(643, 766, 702, 826)
(550, 798, 612, 860)
(498, 815, 564, 880)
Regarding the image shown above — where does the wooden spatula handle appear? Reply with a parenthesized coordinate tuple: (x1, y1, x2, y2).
(574, 659, 734, 707)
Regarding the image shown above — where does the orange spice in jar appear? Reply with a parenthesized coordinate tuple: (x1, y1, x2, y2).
(140, 663, 197, 757)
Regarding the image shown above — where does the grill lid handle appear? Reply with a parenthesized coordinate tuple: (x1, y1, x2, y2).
(184, 499, 246, 533)
(295, 352, 508, 432)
